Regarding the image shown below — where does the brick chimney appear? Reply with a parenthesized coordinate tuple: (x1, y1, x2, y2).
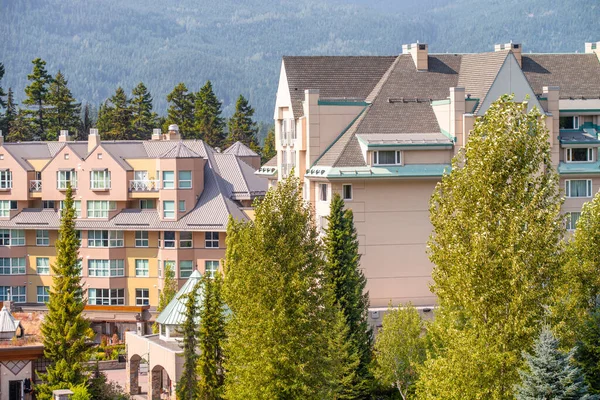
(151, 128, 162, 141)
(402, 42, 428, 71)
(58, 130, 71, 142)
(585, 41, 600, 62)
(88, 128, 100, 153)
(495, 42, 522, 67)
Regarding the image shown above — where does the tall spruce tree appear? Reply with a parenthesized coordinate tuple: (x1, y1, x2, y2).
(225, 95, 259, 152)
(198, 273, 226, 399)
(324, 193, 372, 398)
(223, 174, 342, 399)
(96, 87, 133, 140)
(23, 58, 53, 140)
(515, 326, 598, 400)
(416, 96, 564, 399)
(177, 282, 202, 400)
(47, 71, 81, 141)
(0, 63, 6, 109)
(0, 88, 16, 136)
(6, 110, 33, 142)
(194, 80, 225, 147)
(152, 262, 178, 334)
(163, 82, 194, 138)
(575, 308, 600, 394)
(38, 185, 93, 399)
(261, 127, 276, 164)
(130, 82, 157, 140)
(78, 103, 94, 140)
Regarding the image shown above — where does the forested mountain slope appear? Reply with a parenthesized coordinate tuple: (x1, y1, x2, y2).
(0, 0, 597, 122)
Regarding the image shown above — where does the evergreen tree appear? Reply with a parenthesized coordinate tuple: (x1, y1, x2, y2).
(225, 95, 259, 152)
(575, 308, 600, 394)
(163, 82, 194, 138)
(223, 174, 341, 399)
(176, 282, 202, 400)
(0, 63, 6, 109)
(96, 87, 133, 140)
(416, 96, 564, 399)
(194, 80, 225, 147)
(6, 110, 34, 142)
(0, 88, 16, 136)
(261, 127, 276, 164)
(373, 303, 426, 400)
(38, 185, 94, 400)
(130, 82, 157, 140)
(152, 262, 177, 334)
(78, 103, 94, 141)
(198, 273, 226, 399)
(324, 193, 372, 398)
(47, 71, 81, 141)
(515, 326, 598, 400)
(23, 58, 53, 140)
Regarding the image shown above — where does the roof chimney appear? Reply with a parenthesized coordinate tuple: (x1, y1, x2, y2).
(495, 42, 522, 67)
(152, 128, 162, 141)
(402, 42, 428, 71)
(88, 128, 100, 153)
(58, 130, 71, 142)
(585, 41, 600, 62)
(167, 124, 181, 141)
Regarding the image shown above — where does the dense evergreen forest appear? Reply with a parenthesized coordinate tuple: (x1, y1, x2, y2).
(0, 0, 598, 123)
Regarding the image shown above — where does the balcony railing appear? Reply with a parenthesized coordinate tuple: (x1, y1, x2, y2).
(30, 180, 42, 192)
(129, 179, 159, 192)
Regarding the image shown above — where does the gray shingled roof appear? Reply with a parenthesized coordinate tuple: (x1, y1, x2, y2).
(213, 154, 267, 200)
(223, 141, 259, 157)
(283, 56, 396, 119)
(263, 156, 277, 167)
(159, 141, 201, 159)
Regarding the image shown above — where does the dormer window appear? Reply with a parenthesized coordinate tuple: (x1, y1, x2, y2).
(373, 150, 401, 166)
(566, 148, 594, 163)
(559, 116, 579, 130)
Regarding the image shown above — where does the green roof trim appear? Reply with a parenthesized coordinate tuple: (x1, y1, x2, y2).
(326, 164, 451, 179)
(431, 99, 450, 106)
(318, 100, 368, 106)
(559, 109, 600, 113)
(466, 98, 480, 113)
(558, 161, 600, 175)
(440, 129, 457, 142)
(355, 135, 453, 149)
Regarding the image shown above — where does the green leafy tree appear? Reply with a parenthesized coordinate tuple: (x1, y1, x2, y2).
(177, 282, 202, 400)
(374, 303, 425, 400)
(152, 262, 178, 333)
(575, 308, 600, 394)
(130, 82, 157, 140)
(1, 88, 16, 136)
(261, 127, 276, 164)
(223, 174, 339, 399)
(198, 273, 226, 399)
(515, 326, 598, 400)
(324, 193, 372, 398)
(96, 87, 133, 140)
(47, 71, 81, 141)
(37, 185, 94, 399)
(163, 82, 194, 138)
(225, 95, 259, 152)
(23, 58, 53, 140)
(416, 96, 564, 399)
(194, 80, 225, 147)
(6, 110, 33, 142)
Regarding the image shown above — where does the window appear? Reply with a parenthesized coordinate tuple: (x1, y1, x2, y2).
(10, 230, 25, 246)
(90, 169, 111, 189)
(36, 230, 50, 246)
(566, 148, 594, 163)
(163, 231, 176, 248)
(179, 200, 186, 212)
(319, 183, 328, 202)
(37, 286, 49, 303)
(64, 153, 69, 160)
(57, 170, 77, 189)
(37, 257, 50, 275)
(178, 171, 192, 189)
(180, 260, 193, 278)
(109, 231, 124, 247)
(559, 116, 579, 130)
(163, 201, 175, 219)
(342, 184, 352, 201)
(0, 258, 25, 275)
(0, 286, 25, 302)
(0, 170, 12, 189)
(88, 288, 124, 305)
(163, 260, 175, 277)
(135, 289, 149, 306)
(60, 200, 81, 218)
(110, 260, 125, 277)
(135, 231, 149, 247)
(566, 212, 581, 231)
(43, 200, 55, 209)
(179, 231, 193, 248)
(97, 153, 103, 159)
(87, 201, 116, 218)
(566, 180, 593, 198)
(140, 199, 155, 209)
(162, 171, 175, 189)
(373, 150, 401, 165)
(205, 261, 219, 278)
(205, 232, 219, 248)
(135, 259, 149, 277)
(158, 259, 162, 278)
(87, 230, 123, 248)
(0, 200, 16, 217)
(88, 259, 125, 277)
(0, 230, 8, 245)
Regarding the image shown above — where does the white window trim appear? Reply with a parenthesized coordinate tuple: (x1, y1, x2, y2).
(373, 150, 402, 166)
(57, 170, 78, 189)
(342, 184, 353, 201)
(566, 212, 581, 231)
(565, 179, 593, 198)
(565, 147, 595, 163)
(0, 170, 12, 189)
(90, 170, 111, 190)
(319, 183, 329, 202)
(36, 230, 50, 246)
(178, 171, 192, 189)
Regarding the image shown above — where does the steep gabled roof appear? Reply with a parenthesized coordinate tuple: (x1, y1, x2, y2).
(457, 50, 509, 112)
(156, 270, 203, 326)
(223, 141, 259, 157)
(159, 141, 201, 159)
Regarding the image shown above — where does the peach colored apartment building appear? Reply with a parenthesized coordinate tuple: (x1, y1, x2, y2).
(0, 126, 266, 336)
(259, 41, 600, 323)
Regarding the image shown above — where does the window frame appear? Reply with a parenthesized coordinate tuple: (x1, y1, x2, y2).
(178, 170, 192, 189)
(90, 169, 111, 190)
(162, 171, 175, 189)
(37, 286, 50, 303)
(135, 288, 150, 306)
(140, 199, 155, 209)
(178, 200, 186, 213)
(135, 231, 149, 247)
(565, 179, 593, 198)
(559, 116, 580, 130)
(180, 231, 192, 248)
(342, 184, 353, 201)
(57, 170, 77, 190)
(319, 183, 328, 202)
(179, 260, 193, 278)
(205, 260, 219, 278)
(36, 230, 50, 246)
(205, 232, 219, 248)
(163, 201, 175, 219)
(135, 259, 149, 277)
(0, 258, 25, 275)
(566, 212, 581, 231)
(163, 231, 176, 248)
(566, 147, 595, 163)
(37, 257, 50, 275)
(60, 200, 81, 218)
(373, 150, 402, 166)
(0, 170, 12, 189)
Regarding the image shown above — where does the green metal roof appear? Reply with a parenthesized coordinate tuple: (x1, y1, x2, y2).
(326, 164, 451, 178)
(558, 161, 600, 175)
(156, 270, 204, 326)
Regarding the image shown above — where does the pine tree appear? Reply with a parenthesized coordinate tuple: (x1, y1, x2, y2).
(198, 273, 226, 399)
(37, 185, 94, 400)
(6, 110, 34, 142)
(0, 88, 16, 136)
(515, 326, 598, 400)
(0, 63, 6, 109)
(324, 193, 372, 398)
(78, 103, 94, 141)
(261, 127, 276, 164)
(152, 262, 177, 334)
(575, 308, 600, 394)
(23, 58, 53, 140)
(416, 96, 565, 399)
(47, 71, 81, 141)
(176, 282, 202, 400)
(194, 80, 225, 147)
(130, 82, 157, 140)
(225, 95, 259, 152)
(163, 82, 194, 138)
(96, 87, 133, 140)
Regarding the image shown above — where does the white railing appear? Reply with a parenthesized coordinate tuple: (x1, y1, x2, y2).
(129, 180, 159, 192)
(30, 180, 42, 192)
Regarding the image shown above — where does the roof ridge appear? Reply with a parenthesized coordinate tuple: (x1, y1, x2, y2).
(365, 54, 403, 103)
(331, 108, 371, 168)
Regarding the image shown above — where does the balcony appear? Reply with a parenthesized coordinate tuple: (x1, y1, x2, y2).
(129, 180, 159, 192)
(29, 180, 42, 192)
